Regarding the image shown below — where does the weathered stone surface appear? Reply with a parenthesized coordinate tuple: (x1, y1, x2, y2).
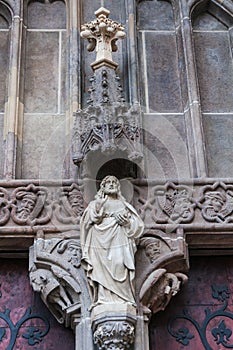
(60, 31, 67, 114)
(21, 114, 66, 179)
(27, 0, 66, 29)
(193, 11, 228, 30)
(203, 114, 233, 177)
(83, 0, 126, 24)
(0, 31, 9, 112)
(194, 31, 233, 113)
(24, 32, 59, 113)
(0, 114, 4, 177)
(143, 114, 190, 179)
(0, 15, 8, 29)
(142, 32, 183, 112)
(137, 0, 175, 30)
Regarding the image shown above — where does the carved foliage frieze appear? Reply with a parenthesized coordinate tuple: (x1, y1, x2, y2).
(0, 182, 84, 230)
(2, 180, 233, 232)
(134, 183, 195, 225)
(0, 187, 10, 225)
(198, 182, 233, 223)
(54, 183, 84, 225)
(134, 181, 233, 226)
(11, 184, 51, 225)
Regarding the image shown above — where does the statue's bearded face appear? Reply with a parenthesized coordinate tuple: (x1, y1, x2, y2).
(103, 176, 119, 195)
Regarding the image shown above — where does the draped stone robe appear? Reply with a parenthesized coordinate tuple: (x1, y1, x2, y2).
(80, 198, 144, 306)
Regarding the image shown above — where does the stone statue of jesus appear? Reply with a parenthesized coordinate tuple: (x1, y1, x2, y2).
(80, 175, 144, 307)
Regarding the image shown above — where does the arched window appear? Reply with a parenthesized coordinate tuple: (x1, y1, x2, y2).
(22, 0, 67, 178)
(0, 2, 11, 177)
(136, 0, 190, 179)
(137, 0, 182, 113)
(0, 6, 10, 112)
(192, 1, 233, 176)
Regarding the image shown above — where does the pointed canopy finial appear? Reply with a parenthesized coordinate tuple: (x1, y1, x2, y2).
(81, 7, 126, 70)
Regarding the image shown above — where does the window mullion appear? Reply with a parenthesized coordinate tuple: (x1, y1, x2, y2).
(4, 14, 25, 179)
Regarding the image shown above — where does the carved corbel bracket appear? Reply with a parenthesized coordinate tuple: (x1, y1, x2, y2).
(136, 228, 189, 317)
(29, 233, 91, 331)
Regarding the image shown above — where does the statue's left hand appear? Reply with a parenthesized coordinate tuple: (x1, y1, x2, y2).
(114, 212, 130, 226)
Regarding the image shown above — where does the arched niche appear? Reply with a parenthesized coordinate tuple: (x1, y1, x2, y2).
(191, 1, 233, 177)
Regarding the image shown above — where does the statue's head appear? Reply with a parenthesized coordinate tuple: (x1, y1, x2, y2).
(97, 175, 122, 199)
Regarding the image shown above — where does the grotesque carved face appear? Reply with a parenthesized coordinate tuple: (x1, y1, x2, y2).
(145, 242, 161, 262)
(17, 193, 37, 219)
(204, 192, 225, 212)
(21, 197, 35, 212)
(173, 197, 191, 219)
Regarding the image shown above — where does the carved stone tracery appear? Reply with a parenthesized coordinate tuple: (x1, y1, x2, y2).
(72, 7, 143, 171)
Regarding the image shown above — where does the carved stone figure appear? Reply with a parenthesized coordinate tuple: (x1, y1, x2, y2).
(30, 268, 73, 323)
(139, 269, 188, 314)
(80, 175, 144, 307)
(57, 239, 82, 268)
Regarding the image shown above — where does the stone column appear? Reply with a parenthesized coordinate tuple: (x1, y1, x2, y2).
(4, 14, 25, 179)
(177, 0, 207, 177)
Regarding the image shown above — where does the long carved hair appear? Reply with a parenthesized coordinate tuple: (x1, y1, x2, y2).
(95, 175, 126, 201)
